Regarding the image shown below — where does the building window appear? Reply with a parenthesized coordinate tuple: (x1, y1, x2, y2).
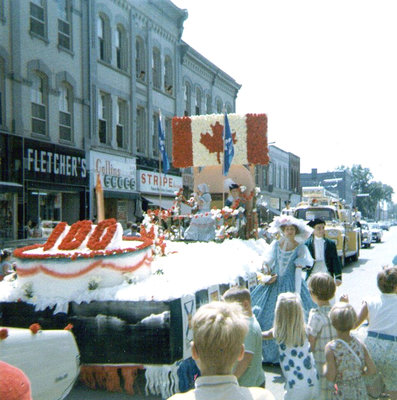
(31, 72, 47, 135)
(98, 92, 110, 144)
(0, 0, 4, 21)
(0, 60, 4, 127)
(57, 0, 71, 50)
(59, 83, 72, 141)
(164, 56, 173, 95)
(135, 37, 146, 81)
(216, 99, 223, 114)
(195, 88, 202, 115)
(184, 82, 191, 116)
(115, 26, 127, 71)
(97, 15, 110, 62)
(206, 94, 212, 114)
(226, 104, 232, 114)
(152, 113, 159, 157)
(116, 99, 126, 149)
(136, 106, 146, 154)
(30, 0, 46, 38)
(152, 48, 161, 90)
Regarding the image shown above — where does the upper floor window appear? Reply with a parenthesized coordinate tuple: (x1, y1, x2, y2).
(98, 92, 110, 144)
(31, 72, 47, 135)
(184, 82, 191, 116)
(0, 0, 4, 21)
(135, 37, 146, 82)
(206, 94, 212, 114)
(115, 26, 127, 71)
(216, 99, 223, 114)
(0, 60, 4, 127)
(116, 99, 127, 148)
(164, 56, 173, 95)
(97, 15, 110, 62)
(136, 106, 146, 154)
(195, 88, 202, 115)
(30, 0, 46, 38)
(59, 83, 72, 141)
(226, 104, 232, 114)
(57, 0, 71, 50)
(152, 112, 159, 157)
(152, 48, 161, 90)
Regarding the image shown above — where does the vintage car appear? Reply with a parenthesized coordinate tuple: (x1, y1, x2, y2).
(295, 188, 361, 267)
(360, 221, 372, 248)
(369, 223, 383, 243)
(0, 326, 80, 400)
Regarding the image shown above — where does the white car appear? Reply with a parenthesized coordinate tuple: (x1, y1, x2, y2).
(0, 327, 80, 400)
(369, 223, 383, 243)
(360, 221, 372, 248)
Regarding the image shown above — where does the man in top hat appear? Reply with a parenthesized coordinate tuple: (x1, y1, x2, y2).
(305, 218, 342, 285)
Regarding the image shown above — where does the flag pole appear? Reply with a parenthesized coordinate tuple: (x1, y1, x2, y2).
(222, 108, 226, 209)
(158, 110, 162, 225)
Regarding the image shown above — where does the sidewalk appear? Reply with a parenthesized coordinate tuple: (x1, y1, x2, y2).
(263, 364, 285, 400)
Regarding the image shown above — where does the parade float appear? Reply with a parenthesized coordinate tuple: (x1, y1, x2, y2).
(0, 113, 270, 397)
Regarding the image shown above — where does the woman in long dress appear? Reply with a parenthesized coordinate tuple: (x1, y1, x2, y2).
(184, 183, 215, 242)
(251, 215, 316, 363)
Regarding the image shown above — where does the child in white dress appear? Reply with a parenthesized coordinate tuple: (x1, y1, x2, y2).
(262, 292, 319, 400)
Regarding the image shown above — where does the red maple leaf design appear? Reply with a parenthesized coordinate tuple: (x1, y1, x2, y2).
(199, 121, 237, 164)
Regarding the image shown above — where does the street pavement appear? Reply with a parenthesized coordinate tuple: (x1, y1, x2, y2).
(67, 227, 396, 400)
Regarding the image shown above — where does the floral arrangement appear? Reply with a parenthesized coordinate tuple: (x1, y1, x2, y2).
(87, 219, 117, 250)
(29, 323, 41, 334)
(58, 220, 92, 251)
(172, 113, 269, 168)
(64, 324, 73, 331)
(43, 222, 67, 251)
(0, 328, 8, 340)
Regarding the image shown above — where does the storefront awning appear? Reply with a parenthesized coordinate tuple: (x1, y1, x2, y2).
(104, 191, 139, 200)
(0, 181, 23, 193)
(143, 195, 192, 215)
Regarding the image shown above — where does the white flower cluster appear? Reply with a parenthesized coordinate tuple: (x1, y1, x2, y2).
(190, 114, 248, 167)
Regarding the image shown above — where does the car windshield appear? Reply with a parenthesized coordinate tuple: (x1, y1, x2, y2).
(369, 224, 380, 229)
(361, 223, 369, 230)
(294, 208, 337, 221)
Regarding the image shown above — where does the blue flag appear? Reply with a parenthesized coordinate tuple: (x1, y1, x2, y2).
(158, 115, 170, 174)
(223, 112, 234, 176)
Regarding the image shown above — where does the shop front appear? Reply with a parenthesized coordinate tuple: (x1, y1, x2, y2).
(0, 133, 23, 242)
(24, 139, 89, 237)
(138, 169, 185, 212)
(90, 151, 138, 227)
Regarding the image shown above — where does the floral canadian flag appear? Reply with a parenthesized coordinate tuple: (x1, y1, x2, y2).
(172, 113, 269, 168)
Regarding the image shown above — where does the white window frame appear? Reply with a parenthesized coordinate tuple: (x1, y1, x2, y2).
(30, 0, 46, 38)
(31, 73, 47, 136)
(59, 83, 72, 141)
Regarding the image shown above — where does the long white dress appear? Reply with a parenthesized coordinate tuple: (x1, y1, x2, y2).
(184, 193, 215, 242)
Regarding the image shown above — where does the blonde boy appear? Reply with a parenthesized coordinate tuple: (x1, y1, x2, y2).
(167, 301, 274, 400)
(223, 287, 266, 388)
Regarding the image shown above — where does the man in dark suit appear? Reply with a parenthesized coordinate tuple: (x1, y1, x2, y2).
(305, 218, 342, 285)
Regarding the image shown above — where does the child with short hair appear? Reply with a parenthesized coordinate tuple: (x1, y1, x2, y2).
(307, 272, 337, 400)
(223, 287, 266, 388)
(324, 302, 376, 399)
(262, 292, 319, 400)
(167, 301, 274, 400)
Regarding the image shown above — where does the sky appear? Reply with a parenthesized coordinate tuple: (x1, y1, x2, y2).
(172, 0, 397, 199)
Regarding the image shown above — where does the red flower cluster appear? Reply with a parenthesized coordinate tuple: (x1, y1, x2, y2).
(87, 219, 117, 250)
(172, 117, 193, 168)
(58, 220, 92, 250)
(43, 222, 67, 251)
(29, 323, 41, 334)
(64, 323, 73, 331)
(0, 328, 8, 340)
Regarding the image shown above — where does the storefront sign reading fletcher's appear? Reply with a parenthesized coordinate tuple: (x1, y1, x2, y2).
(24, 139, 87, 186)
(139, 170, 182, 195)
(90, 151, 136, 192)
